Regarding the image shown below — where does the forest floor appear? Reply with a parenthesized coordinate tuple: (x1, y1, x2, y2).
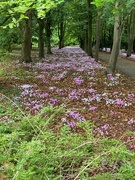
(0, 46, 135, 151)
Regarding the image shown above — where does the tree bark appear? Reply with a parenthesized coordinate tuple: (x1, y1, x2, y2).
(87, 0, 93, 57)
(21, 11, 32, 63)
(45, 11, 52, 54)
(58, 10, 65, 49)
(127, 8, 135, 57)
(108, 2, 122, 74)
(108, 26, 113, 52)
(95, 9, 102, 61)
(58, 20, 65, 49)
(84, 22, 88, 52)
(38, 18, 44, 59)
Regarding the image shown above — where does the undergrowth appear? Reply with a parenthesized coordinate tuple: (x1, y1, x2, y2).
(0, 96, 135, 180)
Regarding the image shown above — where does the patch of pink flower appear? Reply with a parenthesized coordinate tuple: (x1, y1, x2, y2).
(89, 106, 97, 111)
(74, 77, 84, 85)
(115, 98, 125, 106)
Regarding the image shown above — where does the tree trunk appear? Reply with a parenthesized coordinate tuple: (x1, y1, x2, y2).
(108, 26, 113, 52)
(95, 9, 102, 61)
(87, 0, 93, 57)
(127, 8, 135, 57)
(45, 12, 52, 54)
(84, 23, 88, 52)
(58, 12, 65, 49)
(133, 39, 135, 53)
(108, 2, 122, 74)
(58, 21, 65, 49)
(38, 18, 44, 59)
(21, 11, 32, 63)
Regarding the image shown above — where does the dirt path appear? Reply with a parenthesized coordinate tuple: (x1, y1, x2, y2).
(98, 52, 135, 80)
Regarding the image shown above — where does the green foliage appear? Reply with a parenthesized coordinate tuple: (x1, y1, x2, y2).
(0, 26, 21, 51)
(0, 0, 65, 25)
(92, 0, 135, 17)
(0, 100, 135, 179)
(0, 50, 10, 62)
(91, 0, 114, 8)
(0, 87, 21, 97)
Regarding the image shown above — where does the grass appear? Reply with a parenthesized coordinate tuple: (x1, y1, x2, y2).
(0, 98, 135, 180)
(0, 48, 135, 179)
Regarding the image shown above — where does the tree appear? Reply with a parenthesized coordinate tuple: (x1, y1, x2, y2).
(95, 8, 102, 61)
(67, 1, 87, 49)
(38, 18, 45, 59)
(57, 4, 66, 49)
(127, 7, 135, 57)
(108, 1, 123, 74)
(0, 0, 65, 62)
(92, 0, 135, 74)
(86, 0, 93, 57)
(45, 11, 52, 54)
(21, 10, 32, 63)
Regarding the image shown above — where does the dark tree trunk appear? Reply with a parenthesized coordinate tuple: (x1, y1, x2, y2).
(58, 11, 66, 49)
(87, 0, 93, 57)
(21, 11, 32, 63)
(95, 9, 102, 61)
(84, 22, 88, 52)
(38, 18, 44, 59)
(127, 8, 135, 57)
(45, 12, 52, 54)
(78, 21, 86, 50)
(58, 15, 65, 49)
(108, 26, 113, 51)
(133, 39, 135, 53)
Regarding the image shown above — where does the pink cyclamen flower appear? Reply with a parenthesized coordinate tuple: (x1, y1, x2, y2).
(128, 118, 135, 124)
(107, 74, 114, 80)
(89, 106, 97, 111)
(74, 77, 84, 85)
(68, 121, 76, 128)
(31, 104, 41, 111)
(115, 99, 125, 106)
(110, 110, 115, 115)
(40, 93, 49, 98)
(113, 92, 118, 95)
(88, 88, 96, 93)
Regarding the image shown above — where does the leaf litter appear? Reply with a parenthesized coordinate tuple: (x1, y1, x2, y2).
(0, 46, 135, 151)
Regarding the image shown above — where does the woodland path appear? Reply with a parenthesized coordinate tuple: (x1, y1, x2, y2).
(98, 51, 135, 80)
(11, 49, 135, 80)
(6, 46, 135, 151)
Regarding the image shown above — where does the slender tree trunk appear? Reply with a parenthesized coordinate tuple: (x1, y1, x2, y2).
(58, 11, 66, 49)
(108, 2, 122, 74)
(21, 11, 32, 63)
(133, 39, 135, 53)
(38, 19, 44, 59)
(45, 12, 52, 54)
(103, 23, 106, 50)
(77, 7, 85, 50)
(87, 0, 93, 57)
(84, 23, 88, 52)
(127, 8, 135, 57)
(58, 21, 65, 49)
(108, 26, 113, 51)
(95, 9, 102, 61)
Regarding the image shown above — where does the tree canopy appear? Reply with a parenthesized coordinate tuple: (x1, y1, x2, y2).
(0, 0, 135, 72)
